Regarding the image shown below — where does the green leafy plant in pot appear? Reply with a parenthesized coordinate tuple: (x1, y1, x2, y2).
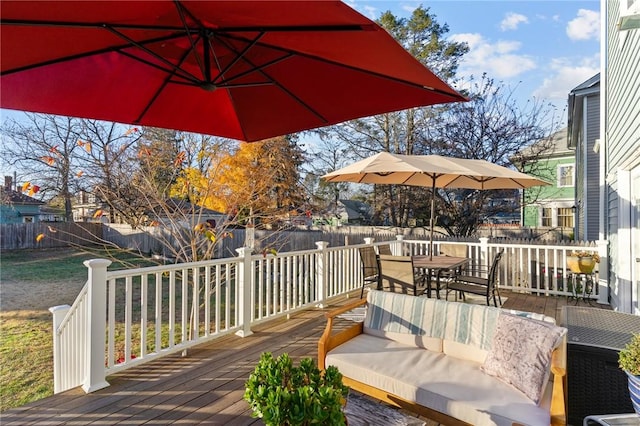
(618, 333, 640, 414)
(244, 352, 349, 425)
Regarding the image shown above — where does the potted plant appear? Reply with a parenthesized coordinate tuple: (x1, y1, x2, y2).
(567, 250, 600, 274)
(618, 333, 640, 414)
(244, 352, 349, 425)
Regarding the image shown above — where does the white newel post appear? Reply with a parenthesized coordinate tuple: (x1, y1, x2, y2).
(596, 239, 609, 305)
(83, 258, 111, 393)
(49, 304, 70, 394)
(479, 237, 489, 270)
(235, 247, 254, 337)
(315, 241, 329, 308)
(395, 235, 405, 256)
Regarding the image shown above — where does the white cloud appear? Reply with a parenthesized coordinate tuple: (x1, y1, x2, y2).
(450, 33, 537, 79)
(567, 9, 600, 41)
(500, 12, 529, 31)
(533, 54, 600, 103)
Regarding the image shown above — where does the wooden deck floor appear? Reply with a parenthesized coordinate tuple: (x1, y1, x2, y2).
(1, 291, 608, 425)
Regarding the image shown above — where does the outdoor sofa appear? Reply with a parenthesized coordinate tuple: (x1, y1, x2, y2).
(318, 290, 568, 426)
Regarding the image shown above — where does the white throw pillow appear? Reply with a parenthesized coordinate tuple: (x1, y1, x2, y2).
(481, 313, 566, 404)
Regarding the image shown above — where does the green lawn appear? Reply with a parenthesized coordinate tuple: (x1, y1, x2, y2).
(0, 247, 155, 283)
(0, 311, 53, 411)
(0, 247, 156, 412)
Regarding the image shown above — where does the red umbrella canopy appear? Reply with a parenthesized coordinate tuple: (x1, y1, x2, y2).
(0, 1, 465, 142)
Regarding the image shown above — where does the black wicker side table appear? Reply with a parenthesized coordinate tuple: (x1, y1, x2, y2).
(561, 306, 640, 426)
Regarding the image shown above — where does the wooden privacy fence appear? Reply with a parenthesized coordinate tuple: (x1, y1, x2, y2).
(2, 222, 584, 255)
(100, 224, 410, 258)
(0, 222, 103, 250)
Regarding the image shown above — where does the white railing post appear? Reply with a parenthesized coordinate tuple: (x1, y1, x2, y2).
(83, 258, 111, 393)
(315, 241, 329, 308)
(395, 235, 404, 256)
(596, 240, 609, 304)
(479, 237, 489, 269)
(49, 304, 70, 394)
(235, 247, 254, 337)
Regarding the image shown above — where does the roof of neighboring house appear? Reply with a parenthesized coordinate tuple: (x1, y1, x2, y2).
(517, 127, 571, 160)
(568, 73, 600, 148)
(0, 187, 45, 206)
(338, 199, 372, 220)
(570, 73, 600, 93)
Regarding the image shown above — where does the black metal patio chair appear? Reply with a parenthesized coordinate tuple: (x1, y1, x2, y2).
(447, 250, 504, 306)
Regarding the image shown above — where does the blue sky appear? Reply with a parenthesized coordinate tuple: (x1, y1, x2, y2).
(346, 0, 600, 115)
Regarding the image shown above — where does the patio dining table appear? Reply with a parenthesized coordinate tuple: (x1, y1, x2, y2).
(412, 255, 470, 299)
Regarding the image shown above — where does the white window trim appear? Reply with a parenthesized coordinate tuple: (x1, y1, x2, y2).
(557, 163, 575, 188)
(540, 206, 553, 227)
(619, 0, 640, 32)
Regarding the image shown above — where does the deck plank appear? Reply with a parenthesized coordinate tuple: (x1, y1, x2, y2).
(0, 292, 609, 425)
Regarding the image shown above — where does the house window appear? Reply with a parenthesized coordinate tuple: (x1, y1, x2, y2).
(619, 0, 640, 31)
(558, 208, 574, 228)
(541, 208, 552, 227)
(557, 164, 574, 187)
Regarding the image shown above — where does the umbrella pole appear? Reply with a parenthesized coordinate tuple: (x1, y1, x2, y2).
(430, 179, 436, 261)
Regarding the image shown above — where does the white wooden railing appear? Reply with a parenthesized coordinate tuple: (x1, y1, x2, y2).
(50, 237, 608, 394)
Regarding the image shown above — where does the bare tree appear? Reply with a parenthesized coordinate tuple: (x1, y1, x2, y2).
(313, 6, 468, 227)
(1, 113, 82, 221)
(426, 74, 561, 237)
(75, 120, 142, 223)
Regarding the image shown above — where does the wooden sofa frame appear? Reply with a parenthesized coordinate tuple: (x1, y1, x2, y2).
(318, 298, 568, 426)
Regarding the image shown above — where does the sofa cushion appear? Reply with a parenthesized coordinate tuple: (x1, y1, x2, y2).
(327, 333, 552, 426)
(481, 313, 567, 404)
(363, 291, 501, 357)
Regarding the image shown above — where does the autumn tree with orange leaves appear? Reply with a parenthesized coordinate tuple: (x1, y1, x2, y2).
(174, 135, 307, 227)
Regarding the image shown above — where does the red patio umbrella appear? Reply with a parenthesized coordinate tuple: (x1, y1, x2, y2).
(0, 1, 465, 142)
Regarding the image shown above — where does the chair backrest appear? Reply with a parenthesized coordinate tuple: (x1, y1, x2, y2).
(378, 255, 419, 295)
(359, 246, 379, 279)
(377, 244, 392, 256)
(439, 243, 468, 258)
(487, 250, 504, 289)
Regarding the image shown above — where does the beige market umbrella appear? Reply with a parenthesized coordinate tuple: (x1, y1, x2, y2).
(322, 152, 550, 258)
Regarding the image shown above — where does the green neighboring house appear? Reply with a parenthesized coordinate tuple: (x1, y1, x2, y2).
(1, 176, 45, 224)
(521, 128, 575, 233)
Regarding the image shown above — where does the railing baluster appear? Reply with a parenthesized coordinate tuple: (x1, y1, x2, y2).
(204, 266, 211, 337)
(169, 270, 175, 348)
(155, 272, 162, 353)
(140, 274, 148, 359)
(181, 268, 188, 343)
(125, 276, 132, 362)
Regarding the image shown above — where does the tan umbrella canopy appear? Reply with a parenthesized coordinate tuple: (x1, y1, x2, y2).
(322, 152, 550, 258)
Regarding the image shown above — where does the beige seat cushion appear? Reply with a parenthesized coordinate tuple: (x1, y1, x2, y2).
(327, 334, 552, 426)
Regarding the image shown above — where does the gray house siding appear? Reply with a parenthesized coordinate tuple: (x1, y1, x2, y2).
(603, 0, 640, 313)
(584, 94, 600, 242)
(569, 75, 600, 242)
